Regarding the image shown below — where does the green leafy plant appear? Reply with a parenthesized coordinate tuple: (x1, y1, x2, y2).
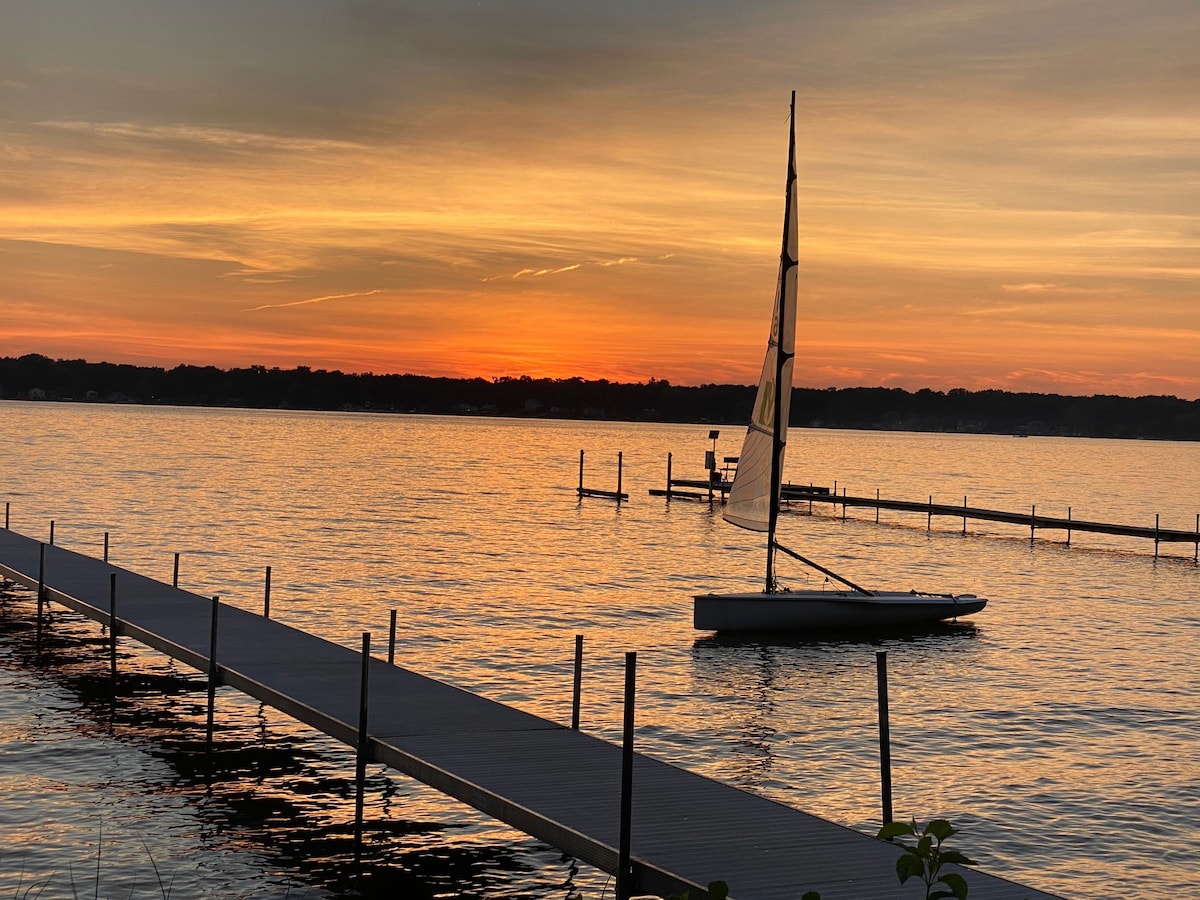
(876, 818, 977, 900)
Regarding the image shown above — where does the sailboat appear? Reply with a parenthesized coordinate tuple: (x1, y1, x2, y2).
(693, 93, 987, 633)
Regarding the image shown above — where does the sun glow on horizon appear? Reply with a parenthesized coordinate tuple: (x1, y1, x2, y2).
(2, 1, 1199, 400)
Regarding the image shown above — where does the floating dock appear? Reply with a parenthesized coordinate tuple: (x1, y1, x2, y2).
(0, 526, 1061, 900)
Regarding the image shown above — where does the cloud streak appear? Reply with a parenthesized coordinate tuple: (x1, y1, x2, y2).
(242, 290, 383, 313)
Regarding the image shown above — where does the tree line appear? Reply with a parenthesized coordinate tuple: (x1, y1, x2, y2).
(2, 353, 1198, 441)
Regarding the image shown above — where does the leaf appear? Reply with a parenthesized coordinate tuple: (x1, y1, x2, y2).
(925, 819, 957, 842)
(941, 872, 971, 899)
(707, 881, 729, 900)
(896, 852, 925, 884)
(916, 835, 934, 857)
(877, 821, 916, 841)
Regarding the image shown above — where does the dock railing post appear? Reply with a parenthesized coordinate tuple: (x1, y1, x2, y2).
(577, 450, 585, 498)
(962, 496, 967, 535)
(173, 552, 180, 588)
(875, 488, 880, 523)
(616, 452, 623, 506)
(109, 573, 118, 685)
(665, 452, 673, 500)
(36, 542, 45, 658)
(842, 487, 847, 521)
(927, 496, 933, 532)
(103, 531, 109, 563)
(206, 595, 220, 749)
(263, 565, 272, 618)
(1030, 504, 1036, 542)
(388, 609, 397, 664)
(571, 634, 583, 730)
(1067, 507, 1072, 547)
(876, 651, 894, 825)
(616, 651, 637, 900)
(355, 631, 371, 868)
(1154, 514, 1160, 559)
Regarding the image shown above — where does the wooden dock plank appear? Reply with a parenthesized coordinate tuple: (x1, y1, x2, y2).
(0, 527, 1061, 900)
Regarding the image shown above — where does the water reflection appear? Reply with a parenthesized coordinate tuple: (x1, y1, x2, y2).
(0, 587, 602, 900)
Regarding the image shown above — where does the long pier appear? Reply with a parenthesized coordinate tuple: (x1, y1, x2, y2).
(650, 472, 1200, 559)
(793, 488, 1200, 555)
(0, 525, 1061, 900)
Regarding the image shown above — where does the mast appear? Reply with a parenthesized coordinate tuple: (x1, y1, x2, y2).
(765, 91, 798, 592)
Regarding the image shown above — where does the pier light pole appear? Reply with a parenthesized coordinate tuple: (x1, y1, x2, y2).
(706, 430, 719, 503)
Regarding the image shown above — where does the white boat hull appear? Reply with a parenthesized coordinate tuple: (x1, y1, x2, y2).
(694, 589, 987, 632)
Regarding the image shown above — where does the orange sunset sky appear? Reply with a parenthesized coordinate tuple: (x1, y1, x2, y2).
(2, 1, 1198, 398)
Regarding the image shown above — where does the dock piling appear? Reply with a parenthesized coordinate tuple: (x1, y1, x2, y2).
(962, 496, 968, 535)
(571, 634, 583, 730)
(616, 651, 637, 900)
(3, 502, 8, 529)
(173, 552, 180, 588)
(355, 631, 371, 867)
(1067, 507, 1072, 547)
(206, 595, 219, 748)
(1155, 514, 1160, 559)
(875, 488, 879, 523)
(263, 565, 272, 618)
(617, 452, 624, 506)
(666, 452, 673, 500)
(49, 520, 54, 546)
(109, 573, 118, 684)
(927, 496, 933, 532)
(36, 542, 45, 658)
(103, 531, 109, 562)
(388, 609, 397, 664)
(876, 651, 893, 825)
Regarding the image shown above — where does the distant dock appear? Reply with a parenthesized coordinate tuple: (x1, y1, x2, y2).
(648, 460, 1200, 560)
(0, 522, 1061, 900)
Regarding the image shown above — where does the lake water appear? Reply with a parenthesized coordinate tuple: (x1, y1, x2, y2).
(1, 401, 1197, 899)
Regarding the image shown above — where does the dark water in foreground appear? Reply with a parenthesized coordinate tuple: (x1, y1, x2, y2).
(1, 402, 1198, 898)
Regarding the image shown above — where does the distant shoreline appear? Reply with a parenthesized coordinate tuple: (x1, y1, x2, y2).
(3, 354, 1197, 442)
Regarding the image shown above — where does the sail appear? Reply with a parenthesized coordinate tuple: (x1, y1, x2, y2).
(723, 101, 798, 534)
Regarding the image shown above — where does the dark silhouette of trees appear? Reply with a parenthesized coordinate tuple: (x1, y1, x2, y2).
(1, 354, 1197, 441)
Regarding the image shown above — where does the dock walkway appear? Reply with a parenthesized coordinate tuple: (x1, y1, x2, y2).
(0, 527, 1060, 900)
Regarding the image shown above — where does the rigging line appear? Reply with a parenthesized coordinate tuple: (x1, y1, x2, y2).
(773, 541, 875, 595)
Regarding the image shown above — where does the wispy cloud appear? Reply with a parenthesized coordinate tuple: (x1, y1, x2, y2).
(242, 289, 382, 313)
(1002, 283, 1060, 292)
(482, 253, 673, 282)
(33, 120, 367, 154)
